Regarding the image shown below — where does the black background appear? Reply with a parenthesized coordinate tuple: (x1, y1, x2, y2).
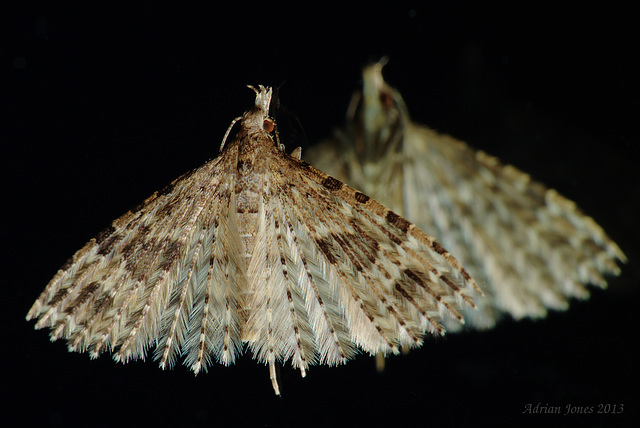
(2, 3, 638, 427)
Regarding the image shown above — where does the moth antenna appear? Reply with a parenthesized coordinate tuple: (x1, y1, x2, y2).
(220, 116, 242, 152)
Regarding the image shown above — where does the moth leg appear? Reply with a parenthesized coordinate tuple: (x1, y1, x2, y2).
(269, 360, 281, 396)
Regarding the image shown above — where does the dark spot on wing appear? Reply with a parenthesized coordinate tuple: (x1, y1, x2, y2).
(385, 211, 410, 233)
(160, 240, 182, 271)
(65, 282, 100, 313)
(394, 282, 413, 301)
(354, 192, 370, 204)
(316, 237, 337, 265)
(404, 269, 427, 290)
(388, 233, 402, 245)
(321, 176, 344, 191)
(431, 241, 447, 255)
(439, 274, 456, 291)
(48, 288, 69, 307)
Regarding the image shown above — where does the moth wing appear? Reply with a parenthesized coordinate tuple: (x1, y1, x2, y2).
(256, 148, 478, 362)
(26, 146, 247, 371)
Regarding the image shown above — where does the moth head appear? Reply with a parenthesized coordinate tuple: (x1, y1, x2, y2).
(243, 85, 276, 133)
(218, 85, 277, 153)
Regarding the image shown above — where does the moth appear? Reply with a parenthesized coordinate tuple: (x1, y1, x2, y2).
(307, 60, 626, 332)
(27, 85, 479, 395)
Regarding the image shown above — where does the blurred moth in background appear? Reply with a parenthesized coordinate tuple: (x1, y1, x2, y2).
(307, 59, 625, 338)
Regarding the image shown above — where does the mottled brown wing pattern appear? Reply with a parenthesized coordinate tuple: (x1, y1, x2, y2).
(26, 153, 240, 366)
(157, 143, 247, 372)
(233, 145, 479, 389)
(279, 152, 477, 339)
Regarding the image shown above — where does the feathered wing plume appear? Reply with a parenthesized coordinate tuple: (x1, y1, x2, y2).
(27, 85, 479, 395)
(307, 61, 626, 331)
